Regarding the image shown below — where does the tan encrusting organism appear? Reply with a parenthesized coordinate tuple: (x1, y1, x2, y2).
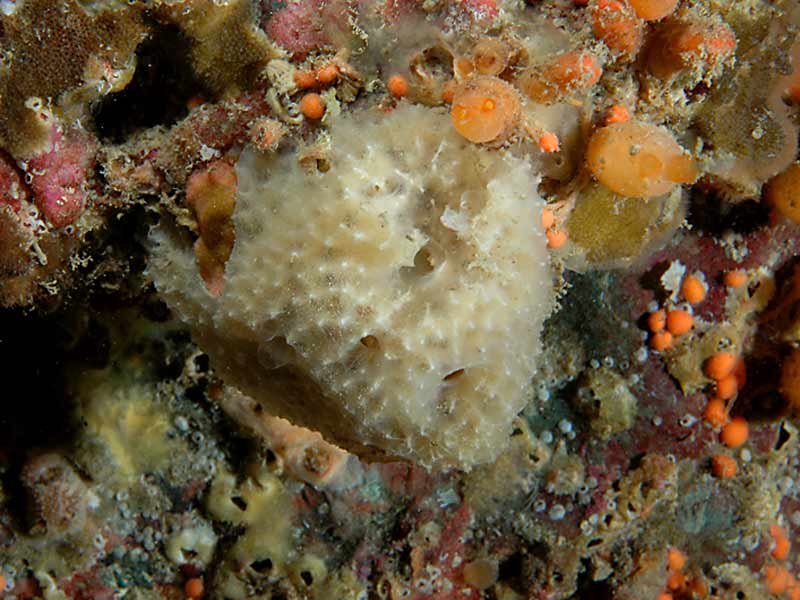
(149, 104, 554, 470)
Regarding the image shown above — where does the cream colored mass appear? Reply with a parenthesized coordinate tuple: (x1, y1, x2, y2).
(149, 104, 554, 470)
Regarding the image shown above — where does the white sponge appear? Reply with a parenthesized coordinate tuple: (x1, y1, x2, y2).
(148, 104, 553, 470)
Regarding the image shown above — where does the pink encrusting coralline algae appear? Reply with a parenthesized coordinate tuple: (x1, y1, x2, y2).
(25, 127, 97, 229)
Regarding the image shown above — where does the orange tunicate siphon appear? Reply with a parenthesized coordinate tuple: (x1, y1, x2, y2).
(450, 76, 521, 144)
(586, 121, 697, 198)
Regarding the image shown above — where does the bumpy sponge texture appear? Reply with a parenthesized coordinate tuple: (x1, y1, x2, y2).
(149, 104, 552, 470)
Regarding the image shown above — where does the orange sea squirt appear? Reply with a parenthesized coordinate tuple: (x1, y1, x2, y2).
(586, 121, 697, 198)
(451, 76, 521, 144)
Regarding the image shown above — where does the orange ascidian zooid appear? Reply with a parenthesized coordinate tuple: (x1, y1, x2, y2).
(450, 76, 521, 144)
(586, 120, 697, 197)
(720, 416, 748, 448)
(680, 274, 706, 304)
(387, 74, 409, 98)
(516, 50, 602, 103)
(665, 309, 693, 336)
(299, 93, 326, 120)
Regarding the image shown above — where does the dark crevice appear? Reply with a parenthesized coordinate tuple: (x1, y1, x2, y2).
(91, 21, 208, 143)
(687, 187, 770, 236)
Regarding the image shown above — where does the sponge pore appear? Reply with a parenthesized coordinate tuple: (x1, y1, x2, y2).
(148, 104, 553, 470)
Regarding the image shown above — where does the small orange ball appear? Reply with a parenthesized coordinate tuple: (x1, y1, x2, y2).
(657, 594, 673, 600)
(681, 275, 706, 304)
(185, 577, 204, 599)
(704, 351, 737, 381)
(711, 453, 737, 478)
(666, 309, 693, 336)
(766, 566, 791, 594)
(723, 270, 747, 288)
(647, 309, 666, 333)
(650, 330, 673, 351)
(299, 93, 326, 120)
(770, 524, 791, 560)
(293, 70, 317, 89)
(667, 547, 686, 571)
(774, 536, 791, 560)
(546, 229, 567, 249)
(539, 132, 560, 153)
(720, 416, 748, 448)
(604, 104, 630, 125)
(715, 374, 738, 400)
(317, 64, 339, 85)
(388, 74, 409, 98)
(703, 398, 729, 428)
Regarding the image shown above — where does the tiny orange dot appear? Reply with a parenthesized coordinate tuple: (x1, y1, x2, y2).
(667, 547, 686, 571)
(704, 351, 737, 381)
(657, 594, 673, 600)
(541, 207, 555, 230)
(681, 275, 706, 304)
(185, 577, 204, 599)
(388, 74, 409, 98)
(546, 229, 567, 249)
(703, 398, 729, 428)
(539, 132, 560, 152)
(720, 416, 748, 448)
(647, 309, 666, 333)
(666, 309, 693, 336)
(715, 374, 738, 400)
(650, 330, 673, 351)
(299, 93, 326, 120)
(481, 98, 496, 112)
(317, 64, 339, 85)
(723, 270, 747, 287)
(604, 104, 630, 125)
(711, 453, 737, 478)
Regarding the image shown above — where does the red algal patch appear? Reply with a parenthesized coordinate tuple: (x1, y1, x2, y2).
(26, 127, 97, 228)
(265, 0, 330, 55)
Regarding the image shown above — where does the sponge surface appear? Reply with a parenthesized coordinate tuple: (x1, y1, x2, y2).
(149, 104, 553, 469)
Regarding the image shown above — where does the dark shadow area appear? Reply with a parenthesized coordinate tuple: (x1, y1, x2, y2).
(687, 186, 770, 237)
(92, 21, 207, 143)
